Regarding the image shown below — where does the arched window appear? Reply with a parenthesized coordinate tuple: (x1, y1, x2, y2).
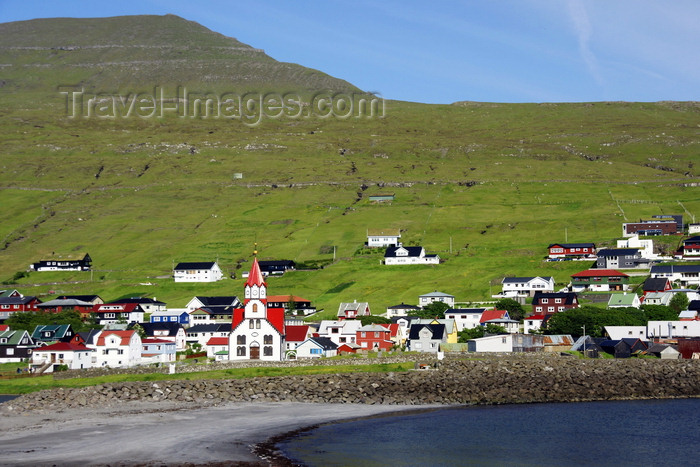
(255, 319, 261, 329)
(249, 320, 254, 329)
(263, 334, 273, 345)
(252, 303, 258, 312)
(237, 335, 246, 345)
(263, 346, 273, 356)
(237, 346, 246, 356)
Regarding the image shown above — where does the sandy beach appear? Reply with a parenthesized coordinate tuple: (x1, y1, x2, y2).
(0, 400, 435, 466)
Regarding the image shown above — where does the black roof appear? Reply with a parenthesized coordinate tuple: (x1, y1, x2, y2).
(310, 337, 338, 350)
(445, 308, 486, 314)
(113, 297, 166, 305)
(197, 306, 235, 316)
(195, 296, 240, 307)
(0, 296, 38, 305)
(684, 235, 700, 244)
(387, 303, 421, 310)
(689, 300, 700, 311)
(174, 262, 217, 270)
(597, 248, 639, 256)
(58, 295, 102, 302)
(408, 323, 445, 340)
(135, 322, 184, 336)
(643, 277, 670, 291)
(258, 260, 295, 267)
(385, 246, 425, 257)
(651, 265, 700, 274)
(186, 324, 231, 333)
(77, 329, 101, 345)
(548, 243, 595, 248)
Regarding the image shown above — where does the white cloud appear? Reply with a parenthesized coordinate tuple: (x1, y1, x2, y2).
(567, 0, 603, 85)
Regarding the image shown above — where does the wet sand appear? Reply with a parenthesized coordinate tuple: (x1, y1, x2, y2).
(0, 401, 434, 466)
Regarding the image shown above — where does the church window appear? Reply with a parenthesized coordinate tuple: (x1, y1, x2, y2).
(264, 335, 273, 345)
(249, 320, 254, 329)
(256, 319, 261, 329)
(263, 346, 273, 356)
(237, 346, 246, 356)
(237, 335, 246, 345)
(253, 303, 258, 312)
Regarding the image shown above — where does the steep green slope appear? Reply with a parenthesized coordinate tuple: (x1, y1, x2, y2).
(0, 16, 698, 318)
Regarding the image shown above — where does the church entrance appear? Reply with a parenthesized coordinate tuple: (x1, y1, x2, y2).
(250, 345, 260, 360)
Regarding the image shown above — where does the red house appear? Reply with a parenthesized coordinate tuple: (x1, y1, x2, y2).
(531, 292, 579, 316)
(547, 243, 596, 258)
(356, 324, 394, 351)
(0, 295, 42, 317)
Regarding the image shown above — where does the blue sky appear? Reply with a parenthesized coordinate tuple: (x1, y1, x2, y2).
(2, 0, 699, 103)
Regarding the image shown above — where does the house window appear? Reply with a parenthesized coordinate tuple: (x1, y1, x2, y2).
(237, 335, 246, 345)
(340, 337, 346, 343)
(237, 346, 246, 356)
(415, 342, 422, 349)
(361, 332, 366, 337)
(374, 332, 380, 337)
(6, 348, 13, 355)
(263, 346, 273, 356)
(118, 349, 124, 355)
(555, 298, 562, 304)
(548, 307, 554, 312)
(331, 328, 339, 334)
(310, 348, 322, 354)
(502, 337, 507, 343)
(264, 335, 273, 345)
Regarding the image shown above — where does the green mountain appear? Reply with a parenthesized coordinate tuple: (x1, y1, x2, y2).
(1, 16, 699, 318)
(0, 15, 359, 93)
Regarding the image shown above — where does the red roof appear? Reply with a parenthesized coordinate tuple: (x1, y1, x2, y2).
(480, 309, 508, 324)
(231, 307, 245, 330)
(96, 330, 136, 346)
(267, 308, 285, 334)
(0, 325, 8, 332)
(93, 303, 141, 313)
(39, 342, 92, 352)
(267, 295, 310, 303)
(285, 325, 310, 342)
(571, 269, 628, 278)
(206, 337, 229, 346)
(245, 257, 266, 288)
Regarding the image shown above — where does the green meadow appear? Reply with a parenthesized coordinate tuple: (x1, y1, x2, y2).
(1, 17, 699, 320)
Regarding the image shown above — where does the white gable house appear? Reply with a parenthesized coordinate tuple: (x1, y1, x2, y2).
(367, 229, 401, 248)
(384, 246, 439, 265)
(500, 276, 555, 297)
(173, 262, 224, 282)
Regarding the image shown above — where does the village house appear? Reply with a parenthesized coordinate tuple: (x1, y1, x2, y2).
(258, 260, 296, 276)
(185, 323, 230, 348)
(547, 243, 596, 259)
(641, 277, 672, 298)
(407, 323, 447, 353)
(409, 318, 459, 343)
(647, 320, 700, 339)
(205, 337, 229, 360)
(189, 306, 236, 324)
(141, 338, 176, 363)
(531, 291, 579, 316)
(479, 309, 519, 333)
(385, 303, 421, 318)
(366, 228, 401, 247)
(137, 322, 187, 351)
(467, 334, 513, 353)
(384, 246, 440, 265)
(58, 294, 104, 305)
(31, 324, 75, 344)
(570, 269, 630, 292)
(186, 296, 241, 311)
(228, 256, 285, 361)
(295, 337, 338, 358)
(89, 329, 142, 368)
(605, 326, 647, 340)
(623, 219, 678, 237)
(337, 301, 371, 320)
(150, 309, 190, 325)
(595, 248, 649, 269)
(356, 324, 394, 351)
(0, 295, 41, 320)
(93, 303, 145, 325)
(36, 298, 94, 318)
(500, 276, 555, 297)
(30, 342, 93, 373)
(616, 235, 656, 259)
(316, 320, 363, 345)
(607, 293, 641, 309)
(418, 291, 455, 308)
(650, 264, 700, 288)
(283, 324, 312, 359)
(266, 295, 316, 316)
(0, 328, 35, 363)
(642, 292, 673, 306)
(173, 261, 224, 282)
(113, 297, 166, 314)
(30, 253, 92, 271)
(689, 224, 700, 234)
(444, 308, 485, 332)
(680, 236, 700, 258)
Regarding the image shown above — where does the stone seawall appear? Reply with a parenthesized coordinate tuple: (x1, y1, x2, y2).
(4, 355, 699, 413)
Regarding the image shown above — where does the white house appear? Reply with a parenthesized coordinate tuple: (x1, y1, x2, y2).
(444, 309, 485, 332)
(689, 224, 700, 234)
(467, 334, 513, 353)
(617, 235, 656, 259)
(418, 291, 455, 308)
(173, 261, 224, 282)
(367, 229, 401, 248)
(523, 316, 546, 335)
(605, 326, 647, 340)
(650, 265, 700, 287)
(643, 292, 673, 306)
(90, 330, 142, 368)
(384, 246, 440, 265)
(317, 320, 363, 345)
(228, 257, 285, 361)
(500, 276, 555, 297)
(205, 337, 229, 360)
(30, 342, 94, 373)
(647, 321, 700, 339)
(385, 303, 421, 319)
(607, 293, 641, 309)
(185, 323, 231, 349)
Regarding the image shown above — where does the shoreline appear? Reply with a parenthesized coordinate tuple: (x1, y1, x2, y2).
(0, 400, 442, 466)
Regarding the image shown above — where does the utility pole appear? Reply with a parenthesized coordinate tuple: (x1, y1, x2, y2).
(582, 325, 586, 357)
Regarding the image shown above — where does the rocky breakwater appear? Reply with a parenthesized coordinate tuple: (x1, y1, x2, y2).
(3, 356, 699, 413)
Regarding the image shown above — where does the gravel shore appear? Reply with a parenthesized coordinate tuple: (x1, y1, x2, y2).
(0, 400, 434, 466)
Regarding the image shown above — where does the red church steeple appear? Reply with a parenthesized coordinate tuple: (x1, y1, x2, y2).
(243, 246, 267, 305)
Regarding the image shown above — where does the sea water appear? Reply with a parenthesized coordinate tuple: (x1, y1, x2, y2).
(278, 399, 700, 466)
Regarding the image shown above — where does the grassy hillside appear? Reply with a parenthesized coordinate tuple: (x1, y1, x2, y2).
(0, 16, 699, 320)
